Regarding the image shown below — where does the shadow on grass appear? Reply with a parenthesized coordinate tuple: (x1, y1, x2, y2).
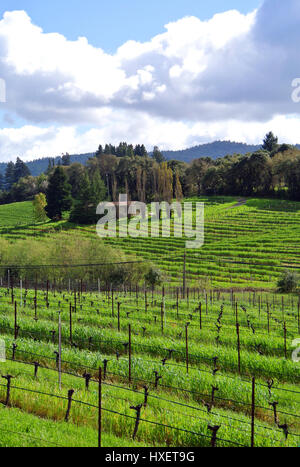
(245, 198, 300, 213)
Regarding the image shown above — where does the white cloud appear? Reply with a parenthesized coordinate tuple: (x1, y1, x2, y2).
(0, 1, 299, 160)
(2, 113, 300, 162)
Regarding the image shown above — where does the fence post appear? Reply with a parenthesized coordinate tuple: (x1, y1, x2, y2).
(128, 324, 132, 384)
(98, 367, 102, 448)
(236, 322, 241, 374)
(20, 279, 23, 308)
(283, 322, 287, 359)
(11, 276, 14, 304)
(199, 302, 202, 330)
(145, 289, 148, 313)
(183, 250, 186, 299)
(14, 301, 18, 340)
(161, 302, 164, 335)
(69, 303, 73, 346)
(34, 295, 37, 321)
(118, 302, 121, 332)
(46, 280, 49, 308)
(251, 377, 255, 448)
(103, 359, 108, 380)
(58, 311, 62, 390)
(185, 324, 189, 374)
(12, 343, 17, 361)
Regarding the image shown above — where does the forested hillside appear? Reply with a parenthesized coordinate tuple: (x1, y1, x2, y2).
(161, 140, 262, 162)
(0, 140, 271, 176)
(1, 133, 300, 216)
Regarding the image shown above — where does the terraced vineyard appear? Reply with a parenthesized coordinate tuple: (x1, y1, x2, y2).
(1, 197, 300, 289)
(0, 196, 299, 447)
(0, 284, 299, 447)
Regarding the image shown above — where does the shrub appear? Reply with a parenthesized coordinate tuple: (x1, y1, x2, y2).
(277, 270, 299, 293)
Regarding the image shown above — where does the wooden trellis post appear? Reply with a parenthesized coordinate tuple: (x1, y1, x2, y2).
(251, 377, 255, 448)
(128, 324, 132, 384)
(98, 367, 102, 448)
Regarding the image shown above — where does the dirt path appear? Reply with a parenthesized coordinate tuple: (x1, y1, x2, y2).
(230, 198, 247, 208)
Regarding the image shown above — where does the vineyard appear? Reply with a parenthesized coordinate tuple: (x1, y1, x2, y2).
(0, 196, 299, 447)
(0, 282, 299, 447)
(1, 197, 300, 289)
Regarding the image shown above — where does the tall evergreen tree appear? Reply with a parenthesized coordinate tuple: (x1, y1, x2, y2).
(140, 144, 148, 157)
(14, 157, 30, 183)
(45, 167, 72, 220)
(262, 132, 278, 153)
(69, 172, 106, 224)
(0, 172, 4, 191)
(61, 153, 71, 166)
(95, 145, 103, 158)
(5, 162, 15, 190)
(152, 146, 165, 163)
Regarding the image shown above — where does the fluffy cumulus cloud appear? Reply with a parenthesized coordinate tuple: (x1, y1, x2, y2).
(0, 0, 300, 160)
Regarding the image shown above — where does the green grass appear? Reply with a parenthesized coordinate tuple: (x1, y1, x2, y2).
(0, 201, 36, 228)
(0, 196, 299, 447)
(0, 405, 145, 447)
(0, 286, 298, 447)
(1, 196, 300, 289)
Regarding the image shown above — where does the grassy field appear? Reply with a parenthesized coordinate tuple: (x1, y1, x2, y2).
(0, 196, 299, 447)
(0, 201, 35, 228)
(1, 196, 300, 289)
(0, 286, 299, 447)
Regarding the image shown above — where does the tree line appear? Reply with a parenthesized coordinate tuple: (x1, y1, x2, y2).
(1, 132, 300, 224)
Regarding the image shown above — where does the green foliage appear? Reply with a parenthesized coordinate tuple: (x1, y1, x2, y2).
(32, 193, 48, 222)
(0, 201, 35, 227)
(5, 158, 30, 191)
(277, 270, 299, 293)
(152, 146, 165, 163)
(69, 172, 106, 224)
(262, 131, 279, 153)
(145, 267, 162, 288)
(45, 167, 72, 221)
(61, 153, 71, 166)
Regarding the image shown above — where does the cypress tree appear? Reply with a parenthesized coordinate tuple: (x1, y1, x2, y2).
(45, 167, 72, 221)
(5, 162, 15, 190)
(69, 172, 106, 224)
(14, 157, 30, 183)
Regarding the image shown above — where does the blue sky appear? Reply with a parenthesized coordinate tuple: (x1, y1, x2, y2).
(0, 0, 299, 161)
(0, 0, 261, 53)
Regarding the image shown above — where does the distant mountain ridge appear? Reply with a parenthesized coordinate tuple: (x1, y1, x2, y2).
(0, 153, 95, 176)
(1, 140, 299, 176)
(161, 140, 262, 162)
